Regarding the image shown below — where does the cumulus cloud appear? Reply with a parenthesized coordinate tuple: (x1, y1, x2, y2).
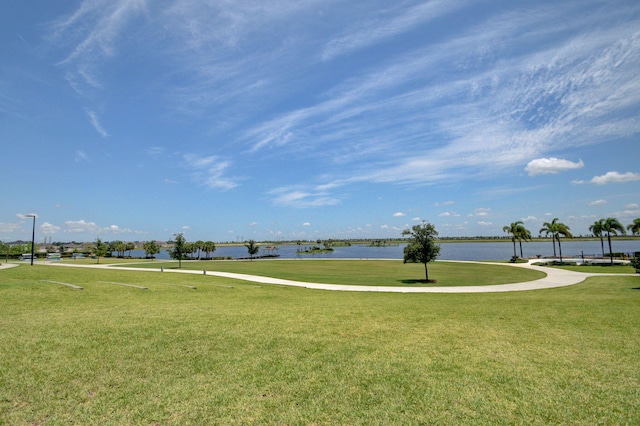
(589, 199, 607, 206)
(302, 222, 311, 226)
(589, 171, 640, 185)
(477, 221, 492, 226)
(393, 212, 406, 217)
(521, 216, 538, 222)
(63, 220, 142, 235)
(525, 158, 584, 176)
(469, 208, 491, 217)
(16, 213, 38, 220)
(0, 221, 23, 233)
(41, 222, 61, 234)
(439, 211, 460, 217)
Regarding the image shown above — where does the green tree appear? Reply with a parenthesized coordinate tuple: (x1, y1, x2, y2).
(539, 218, 572, 263)
(245, 240, 259, 260)
(184, 242, 197, 259)
(602, 217, 626, 265)
(125, 241, 136, 257)
(503, 221, 530, 259)
(202, 241, 216, 259)
(143, 241, 160, 259)
(589, 219, 606, 257)
(168, 233, 188, 268)
(627, 218, 640, 236)
(94, 238, 108, 264)
(402, 221, 441, 282)
(195, 240, 205, 259)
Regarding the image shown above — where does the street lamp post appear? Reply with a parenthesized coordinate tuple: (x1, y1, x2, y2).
(26, 214, 36, 266)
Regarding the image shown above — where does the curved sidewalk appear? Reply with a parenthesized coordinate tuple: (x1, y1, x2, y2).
(38, 259, 638, 293)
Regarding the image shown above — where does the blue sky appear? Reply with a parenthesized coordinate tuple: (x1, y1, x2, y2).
(1, 0, 639, 243)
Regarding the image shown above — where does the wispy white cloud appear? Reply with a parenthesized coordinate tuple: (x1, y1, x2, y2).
(268, 185, 341, 208)
(392, 212, 405, 217)
(321, 0, 466, 61)
(50, 0, 147, 94)
(182, 154, 239, 190)
(243, 2, 640, 190)
(85, 109, 108, 137)
(589, 199, 607, 206)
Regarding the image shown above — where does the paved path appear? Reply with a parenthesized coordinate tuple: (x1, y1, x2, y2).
(31, 259, 638, 293)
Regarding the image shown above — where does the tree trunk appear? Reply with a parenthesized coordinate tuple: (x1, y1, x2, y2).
(512, 239, 517, 258)
(558, 237, 563, 263)
(552, 236, 557, 257)
(519, 240, 524, 258)
(600, 236, 605, 258)
(607, 233, 613, 265)
(424, 262, 429, 281)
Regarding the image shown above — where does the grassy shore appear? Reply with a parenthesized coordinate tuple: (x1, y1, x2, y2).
(1, 263, 639, 424)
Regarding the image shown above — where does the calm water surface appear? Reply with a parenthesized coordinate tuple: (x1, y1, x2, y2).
(134, 240, 639, 261)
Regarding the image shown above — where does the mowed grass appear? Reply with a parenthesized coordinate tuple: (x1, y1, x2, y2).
(125, 259, 547, 286)
(1, 265, 639, 425)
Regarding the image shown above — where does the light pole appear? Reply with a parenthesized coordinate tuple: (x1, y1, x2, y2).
(26, 214, 36, 266)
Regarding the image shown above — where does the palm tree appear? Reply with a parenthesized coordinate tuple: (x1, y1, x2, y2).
(245, 240, 259, 260)
(540, 218, 572, 263)
(517, 225, 532, 258)
(589, 219, 606, 258)
(539, 219, 558, 257)
(202, 241, 216, 259)
(503, 221, 528, 259)
(602, 218, 626, 265)
(628, 218, 640, 236)
(195, 240, 205, 259)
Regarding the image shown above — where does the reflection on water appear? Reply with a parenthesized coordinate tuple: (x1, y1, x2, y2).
(129, 240, 639, 261)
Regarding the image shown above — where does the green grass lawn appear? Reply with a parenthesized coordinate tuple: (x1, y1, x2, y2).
(1, 264, 639, 424)
(122, 259, 547, 286)
(546, 263, 637, 274)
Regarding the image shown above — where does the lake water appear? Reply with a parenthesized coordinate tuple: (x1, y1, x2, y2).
(130, 240, 640, 261)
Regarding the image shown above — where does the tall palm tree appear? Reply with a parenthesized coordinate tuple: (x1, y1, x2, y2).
(602, 218, 626, 265)
(589, 219, 606, 258)
(628, 218, 640, 236)
(540, 218, 572, 263)
(518, 225, 532, 258)
(539, 219, 558, 257)
(503, 221, 532, 259)
(503, 221, 523, 258)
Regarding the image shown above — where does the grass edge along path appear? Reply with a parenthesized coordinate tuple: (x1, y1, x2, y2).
(41, 259, 623, 293)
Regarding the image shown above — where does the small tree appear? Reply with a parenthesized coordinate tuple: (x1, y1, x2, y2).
(402, 221, 441, 282)
(168, 233, 188, 268)
(143, 241, 160, 259)
(94, 238, 108, 264)
(245, 240, 259, 261)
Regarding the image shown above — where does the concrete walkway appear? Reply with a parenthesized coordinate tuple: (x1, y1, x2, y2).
(33, 259, 638, 293)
